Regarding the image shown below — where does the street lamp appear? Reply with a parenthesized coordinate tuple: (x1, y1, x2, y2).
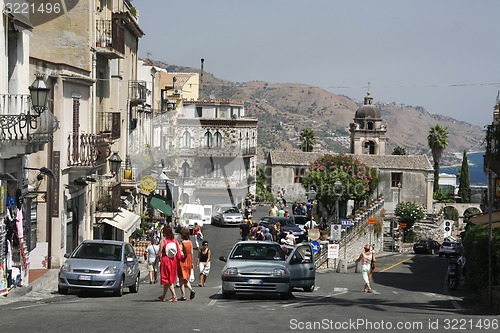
(397, 182, 402, 204)
(331, 180, 342, 242)
(108, 152, 122, 176)
(29, 73, 50, 116)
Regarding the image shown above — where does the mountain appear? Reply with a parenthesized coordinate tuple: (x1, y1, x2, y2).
(155, 61, 485, 166)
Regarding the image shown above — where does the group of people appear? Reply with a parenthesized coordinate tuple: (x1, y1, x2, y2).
(144, 226, 211, 302)
(239, 219, 297, 245)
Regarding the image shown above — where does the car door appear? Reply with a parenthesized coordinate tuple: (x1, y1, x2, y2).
(286, 244, 315, 289)
(124, 244, 138, 285)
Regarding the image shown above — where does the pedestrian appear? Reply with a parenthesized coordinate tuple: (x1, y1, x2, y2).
(145, 238, 159, 284)
(193, 222, 202, 249)
(263, 227, 273, 241)
(277, 206, 285, 217)
(355, 244, 376, 293)
(177, 228, 195, 301)
(157, 226, 182, 302)
(197, 240, 211, 287)
(255, 226, 265, 241)
(240, 219, 251, 241)
(272, 222, 281, 241)
(285, 230, 296, 245)
(269, 203, 278, 216)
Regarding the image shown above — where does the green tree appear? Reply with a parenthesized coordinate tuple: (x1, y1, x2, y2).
(427, 124, 449, 194)
(458, 150, 471, 203)
(255, 167, 274, 203)
(299, 128, 316, 152)
(301, 154, 379, 218)
(392, 146, 407, 155)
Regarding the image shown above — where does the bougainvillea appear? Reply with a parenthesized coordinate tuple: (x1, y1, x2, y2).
(301, 154, 379, 218)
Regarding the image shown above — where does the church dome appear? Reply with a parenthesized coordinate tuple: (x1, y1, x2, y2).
(354, 91, 381, 119)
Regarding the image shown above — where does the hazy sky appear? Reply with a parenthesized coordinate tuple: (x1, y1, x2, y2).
(135, 0, 500, 128)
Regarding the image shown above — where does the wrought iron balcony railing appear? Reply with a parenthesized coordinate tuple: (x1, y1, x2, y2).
(96, 20, 125, 56)
(128, 80, 147, 105)
(97, 111, 121, 140)
(67, 132, 111, 167)
(95, 181, 121, 212)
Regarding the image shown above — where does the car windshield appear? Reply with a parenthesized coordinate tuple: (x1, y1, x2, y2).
(230, 243, 285, 261)
(72, 243, 122, 261)
(223, 207, 240, 214)
(282, 219, 298, 227)
(293, 216, 308, 225)
(184, 213, 202, 220)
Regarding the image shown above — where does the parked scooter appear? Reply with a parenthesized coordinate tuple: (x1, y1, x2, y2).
(447, 259, 460, 290)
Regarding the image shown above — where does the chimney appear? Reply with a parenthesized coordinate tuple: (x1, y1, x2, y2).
(199, 58, 204, 100)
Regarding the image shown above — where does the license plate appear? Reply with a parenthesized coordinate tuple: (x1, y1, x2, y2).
(78, 275, 92, 281)
(247, 279, 263, 285)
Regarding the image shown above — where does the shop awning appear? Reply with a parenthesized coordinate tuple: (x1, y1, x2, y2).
(150, 195, 173, 216)
(102, 209, 141, 233)
(469, 211, 500, 229)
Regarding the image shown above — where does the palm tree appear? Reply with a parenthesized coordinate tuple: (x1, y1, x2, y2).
(299, 128, 316, 152)
(427, 124, 449, 194)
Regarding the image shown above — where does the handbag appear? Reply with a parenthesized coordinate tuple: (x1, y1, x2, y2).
(189, 268, 195, 283)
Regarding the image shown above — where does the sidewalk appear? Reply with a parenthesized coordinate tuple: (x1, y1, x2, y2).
(1, 260, 150, 305)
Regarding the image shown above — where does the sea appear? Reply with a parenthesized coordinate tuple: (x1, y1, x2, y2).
(441, 151, 487, 186)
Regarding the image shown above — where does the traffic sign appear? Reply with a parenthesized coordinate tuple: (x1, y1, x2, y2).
(368, 217, 376, 225)
(331, 224, 341, 241)
(327, 244, 339, 259)
(311, 240, 321, 253)
(341, 219, 352, 227)
(400, 223, 407, 229)
(308, 228, 320, 240)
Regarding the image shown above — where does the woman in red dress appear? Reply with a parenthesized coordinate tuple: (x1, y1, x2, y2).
(157, 226, 182, 302)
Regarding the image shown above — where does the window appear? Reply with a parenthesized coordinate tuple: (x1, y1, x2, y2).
(214, 131, 223, 148)
(181, 162, 191, 178)
(204, 163, 213, 178)
(367, 122, 374, 130)
(294, 168, 306, 183)
(196, 107, 203, 118)
(204, 131, 213, 148)
(391, 172, 402, 188)
(215, 108, 219, 118)
(214, 163, 222, 178)
(182, 131, 191, 148)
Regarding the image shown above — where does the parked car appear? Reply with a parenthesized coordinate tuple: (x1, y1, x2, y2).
(179, 204, 212, 230)
(439, 241, 459, 257)
(290, 215, 308, 230)
(212, 204, 244, 226)
(413, 239, 440, 255)
(258, 216, 304, 240)
(219, 240, 315, 299)
(58, 240, 140, 296)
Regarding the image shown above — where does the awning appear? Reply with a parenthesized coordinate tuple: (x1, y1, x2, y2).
(469, 211, 500, 229)
(150, 195, 173, 216)
(102, 209, 141, 233)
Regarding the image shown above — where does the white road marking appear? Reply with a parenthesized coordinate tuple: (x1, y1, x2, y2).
(282, 290, 348, 308)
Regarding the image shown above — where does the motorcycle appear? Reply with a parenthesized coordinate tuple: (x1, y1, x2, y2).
(447, 260, 460, 290)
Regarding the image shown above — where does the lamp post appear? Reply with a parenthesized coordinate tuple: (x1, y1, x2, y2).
(108, 152, 122, 177)
(332, 180, 342, 241)
(397, 182, 404, 242)
(29, 73, 50, 116)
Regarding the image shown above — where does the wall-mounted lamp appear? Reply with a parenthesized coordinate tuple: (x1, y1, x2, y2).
(25, 167, 55, 181)
(109, 152, 122, 176)
(29, 73, 50, 116)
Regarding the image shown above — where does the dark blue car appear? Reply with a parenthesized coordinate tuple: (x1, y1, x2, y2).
(258, 216, 304, 241)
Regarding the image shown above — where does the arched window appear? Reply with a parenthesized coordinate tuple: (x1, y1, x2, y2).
(182, 131, 191, 148)
(214, 131, 223, 148)
(181, 161, 191, 177)
(246, 131, 250, 148)
(204, 131, 213, 148)
(204, 162, 213, 178)
(252, 131, 256, 147)
(367, 122, 374, 130)
(364, 141, 376, 155)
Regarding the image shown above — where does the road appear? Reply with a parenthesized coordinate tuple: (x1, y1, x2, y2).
(0, 207, 496, 332)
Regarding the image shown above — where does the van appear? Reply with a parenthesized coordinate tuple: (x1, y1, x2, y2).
(179, 204, 212, 230)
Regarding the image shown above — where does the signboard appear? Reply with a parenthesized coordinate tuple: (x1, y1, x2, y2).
(341, 219, 352, 227)
(368, 217, 376, 225)
(140, 176, 157, 193)
(400, 223, 407, 229)
(308, 228, 320, 240)
(311, 240, 321, 253)
(327, 244, 339, 259)
(331, 224, 341, 241)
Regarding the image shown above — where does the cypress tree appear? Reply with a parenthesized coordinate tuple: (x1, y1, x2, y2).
(458, 150, 471, 203)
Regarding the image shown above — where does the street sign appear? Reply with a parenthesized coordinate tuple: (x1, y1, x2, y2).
(327, 244, 339, 259)
(341, 219, 352, 227)
(368, 217, 376, 224)
(400, 223, 407, 229)
(311, 240, 321, 253)
(308, 228, 320, 240)
(331, 224, 341, 241)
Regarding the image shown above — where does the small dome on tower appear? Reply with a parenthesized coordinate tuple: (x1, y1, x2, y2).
(355, 91, 381, 119)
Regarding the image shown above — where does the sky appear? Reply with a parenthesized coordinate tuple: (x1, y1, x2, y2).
(134, 0, 500, 128)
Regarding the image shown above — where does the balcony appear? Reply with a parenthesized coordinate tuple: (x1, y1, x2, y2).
(485, 124, 500, 175)
(97, 111, 121, 140)
(128, 80, 147, 105)
(96, 20, 125, 58)
(0, 94, 58, 159)
(95, 182, 121, 213)
(67, 132, 110, 167)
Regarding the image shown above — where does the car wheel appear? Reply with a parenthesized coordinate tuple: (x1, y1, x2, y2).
(114, 276, 125, 297)
(129, 274, 140, 293)
(304, 284, 315, 292)
(58, 286, 68, 295)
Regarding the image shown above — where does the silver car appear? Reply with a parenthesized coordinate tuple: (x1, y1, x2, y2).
(212, 205, 244, 226)
(58, 240, 140, 296)
(219, 241, 315, 299)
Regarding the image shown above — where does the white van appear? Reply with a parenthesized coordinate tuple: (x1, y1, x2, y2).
(179, 204, 212, 230)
